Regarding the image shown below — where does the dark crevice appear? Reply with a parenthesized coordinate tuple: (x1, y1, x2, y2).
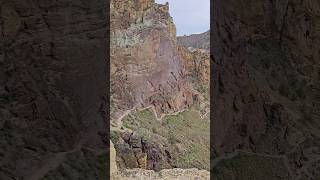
(279, 1, 290, 46)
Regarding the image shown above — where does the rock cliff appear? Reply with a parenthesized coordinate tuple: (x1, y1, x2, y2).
(0, 0, 108, 179)
(0, 0, 210, 179)
(110, 141, 210, 180)
(212, 0, 320, 179)
(111, 0, 192, 122)
(110, 0, 210, 175)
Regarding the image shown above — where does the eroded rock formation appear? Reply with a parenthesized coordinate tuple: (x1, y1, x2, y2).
(110, 0, 208, 122)
(110, 142, 209, 180)
(0, 0, 108, 179)
(212, 0, 320, 179)
(110, 0, 210, 175)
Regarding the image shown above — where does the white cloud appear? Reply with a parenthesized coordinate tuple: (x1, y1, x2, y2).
(155, 0, 210, 36)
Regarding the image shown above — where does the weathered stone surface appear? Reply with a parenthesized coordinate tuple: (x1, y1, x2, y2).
(110, 0, 205, 123)
(0, 0, 108, 179)
(114, 131, 172, 171)
(111, 141, 118, 175)
(110, 0, 210, 173)
(212, 0, 320, 179)
(136, 152, 148, 169)
(112, 168, 210, 180)
(111, 137, 209, 180)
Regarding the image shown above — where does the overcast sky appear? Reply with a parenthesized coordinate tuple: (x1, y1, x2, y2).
(155, 0, 210, 36)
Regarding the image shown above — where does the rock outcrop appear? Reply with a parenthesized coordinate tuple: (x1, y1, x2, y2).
(110, 141, 210, 180)
(111, 0, 210, 174)
(110, 0, 207, 122)
(212, 0, 320, 179)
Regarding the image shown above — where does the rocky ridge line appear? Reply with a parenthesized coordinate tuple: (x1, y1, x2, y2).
(177, 30, 210, 51)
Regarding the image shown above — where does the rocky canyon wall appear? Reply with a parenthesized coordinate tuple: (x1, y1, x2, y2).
(212, 0, 320, 179)
(0, 0, 108, 179)
(110, 0, 210, 176)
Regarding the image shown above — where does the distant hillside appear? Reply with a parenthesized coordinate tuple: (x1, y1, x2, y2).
(177, 30, 210, 50)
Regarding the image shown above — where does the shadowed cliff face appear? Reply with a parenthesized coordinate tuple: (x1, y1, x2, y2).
(0, 0, 108, 179)
(212, 0, 320, 179)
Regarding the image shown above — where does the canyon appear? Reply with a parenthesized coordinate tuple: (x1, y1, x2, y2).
(110, 0, 210, 178)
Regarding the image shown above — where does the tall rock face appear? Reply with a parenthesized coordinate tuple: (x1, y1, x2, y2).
(212, 0, 320, 179)
(0, 0, 108, 179)
(111, 0, 210, 174)
(111, 0, 191, 122)
(177, 30, 210, 51)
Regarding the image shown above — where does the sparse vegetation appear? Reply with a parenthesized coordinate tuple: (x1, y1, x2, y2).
(110, 131, 121, 143)
(122, 108, 210, 170)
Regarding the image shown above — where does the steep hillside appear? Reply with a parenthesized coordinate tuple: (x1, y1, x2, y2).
(110, 0, 210, 175)
(177, 30, 210, 50)
(212, 0, 320, 179)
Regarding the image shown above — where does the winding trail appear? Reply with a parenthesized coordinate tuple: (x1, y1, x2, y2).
(111, 103, 209, 132)
(111, 105, 139, 131)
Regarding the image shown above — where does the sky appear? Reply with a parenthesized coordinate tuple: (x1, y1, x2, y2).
(155, 0, 210, 36)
